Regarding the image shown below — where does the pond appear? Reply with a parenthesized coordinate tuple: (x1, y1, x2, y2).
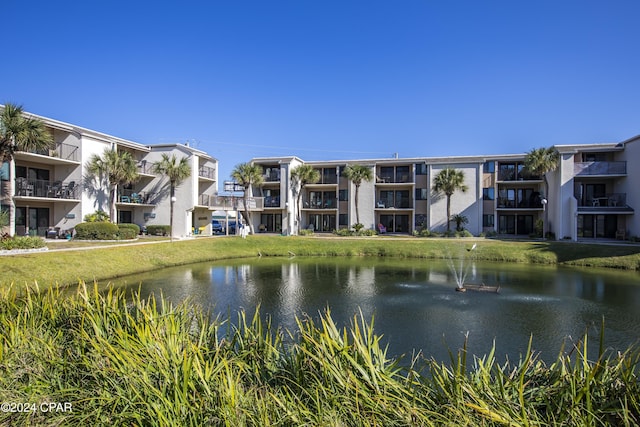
(111, 257, 640, 364)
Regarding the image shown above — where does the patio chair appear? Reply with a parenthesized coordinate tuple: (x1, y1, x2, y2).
(378, 223, 387, 234)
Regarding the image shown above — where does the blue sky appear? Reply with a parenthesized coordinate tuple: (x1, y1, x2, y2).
(4, 1, 640, 189)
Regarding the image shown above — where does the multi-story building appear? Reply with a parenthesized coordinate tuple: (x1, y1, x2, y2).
(1, 110, 218, 238)
(248, 136, 638, 240)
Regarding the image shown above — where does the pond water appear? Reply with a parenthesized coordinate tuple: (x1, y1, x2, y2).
(110, 258, 640, 364)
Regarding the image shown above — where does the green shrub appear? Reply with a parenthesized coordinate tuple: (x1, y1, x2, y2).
(415, 228, 431, 237)
(117, 224, 140, 240)
(147, 225, 170, 236)
(356, 228, 377, 236)
(83, 209, 110, 223)
(455, 230, 473, 238)
(333, 228, 353, 236)
(299, 229, 314, 236)
(0, 236, 46, 250)
(74, 222, 119, 240)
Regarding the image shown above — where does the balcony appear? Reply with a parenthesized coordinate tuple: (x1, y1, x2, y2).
(15, 178, 79, 200)
(17, 142, 80, 164)
(264, 196, 281, 208)
(117, 190, 156, 205)
(200, 195, 264, 211)
(577, 193, 627, 208)
(375, 200, 413, 209)
(497, 198, 543, 209)
(263, 170, 281, 182)
(302, 196, 337, 209)
(376, 171, 413, 184)
(198, 166, 216, 180)
(574, 161, 626, 176)
(137, 160, 155, 176)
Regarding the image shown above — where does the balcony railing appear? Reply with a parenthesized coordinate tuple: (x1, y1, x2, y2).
(118, 190, 155, 204)
(25, 142, 80, 162)
(15, 178, 79, 199)
(376, 174, 413, 184)
(199, 195, 264, 210)
(264, 196, 281, 208)
(303, 197, 337, 209)
(263, 170, 281, 182)
(198, 166, 216, 180)
(375, 200, 413, 209)
(577, 193, 627, 207)
(497, 199, 543, 209)
(137, 160, 154, 175)
(574, 161, 627, 176)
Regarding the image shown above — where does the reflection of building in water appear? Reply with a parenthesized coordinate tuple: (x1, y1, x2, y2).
(280, 263, 303, 317)
(346, 266, 376, 298)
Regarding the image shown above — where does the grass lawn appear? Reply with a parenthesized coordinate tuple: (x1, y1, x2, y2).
(1, 235, 640, 291)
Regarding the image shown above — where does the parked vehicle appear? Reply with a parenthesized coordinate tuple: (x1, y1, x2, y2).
(211, 220, 224, 234)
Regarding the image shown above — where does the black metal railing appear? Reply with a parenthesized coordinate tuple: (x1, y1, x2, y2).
(15, 178, 79, 199)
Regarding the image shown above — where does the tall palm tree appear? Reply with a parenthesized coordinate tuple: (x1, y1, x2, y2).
(231, 162, 263, 235)
(290, 164, 320, 233)
(87, 148, 139, 223)
(1, 104, 54, 236)
(153, 153, 191, 241)
(523, 147, 559, 238)
(343, 164, 373, 226)
(432, 167, 468, 232)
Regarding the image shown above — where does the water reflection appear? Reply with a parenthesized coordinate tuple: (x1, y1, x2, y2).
(112, 258, 640, 363)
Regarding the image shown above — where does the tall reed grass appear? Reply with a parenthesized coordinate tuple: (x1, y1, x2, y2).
(1, 283, 638, 426)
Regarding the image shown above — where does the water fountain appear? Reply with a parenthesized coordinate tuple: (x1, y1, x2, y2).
(446, 243, 499, 293)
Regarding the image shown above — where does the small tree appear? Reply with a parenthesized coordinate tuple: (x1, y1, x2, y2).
(523, 147, 559, 240)
(452, 213, 469, 232)
(290, 164, 320, 233)
(343, 164, 373, 226)
(86, 149, 139, 223)
(1, 104, 54, 236)
(153, 153, 191, 241)
(231, 162, 263, 235)
(432, 167, 468, 233)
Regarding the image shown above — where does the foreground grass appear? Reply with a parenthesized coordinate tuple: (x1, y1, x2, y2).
(2, 235, 640, 291)
(0, 284, 638, 426)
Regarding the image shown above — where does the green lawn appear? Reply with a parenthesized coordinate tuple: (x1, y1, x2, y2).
(2, 235, 640, 291)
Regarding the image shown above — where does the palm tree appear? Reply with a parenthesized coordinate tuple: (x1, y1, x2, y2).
(231, 162, 263, 235)
(523, 147, 559, 238)
(290, 164, 320, 233)
(153, 153, 191, 241)
(432, 167, 468, 232)
(1, 103, 53, 236)
(343, 164, 373, 226)
(87, 149, 139, 223)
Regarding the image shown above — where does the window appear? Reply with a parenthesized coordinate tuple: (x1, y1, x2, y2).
(415, 163, 427, 175)
(339, 189, 348, 201)
(483, 214, 494, 227)
(482, 187, 494, 200)
(415, 188, 428, 200)
(0, 162, 9, 181)
(339, 213, 348, 226)
(483, 161, 495, 173)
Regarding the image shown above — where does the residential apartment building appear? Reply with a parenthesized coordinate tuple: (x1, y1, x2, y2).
(1, 110, 218, 238)
(247, 136, 638, 240)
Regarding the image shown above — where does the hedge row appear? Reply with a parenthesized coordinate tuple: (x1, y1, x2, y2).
(74, 223, 140, 240)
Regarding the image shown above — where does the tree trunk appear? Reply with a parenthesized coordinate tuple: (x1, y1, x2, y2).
(296, 190, 303, 235)
(446, 195, 451, 232)
(7, 158, 16, 236)
(241, 189, 255, 234)
(354, 184, 360, 225)
(110, 184, 117, 223)
(169, 185, 175, 242)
